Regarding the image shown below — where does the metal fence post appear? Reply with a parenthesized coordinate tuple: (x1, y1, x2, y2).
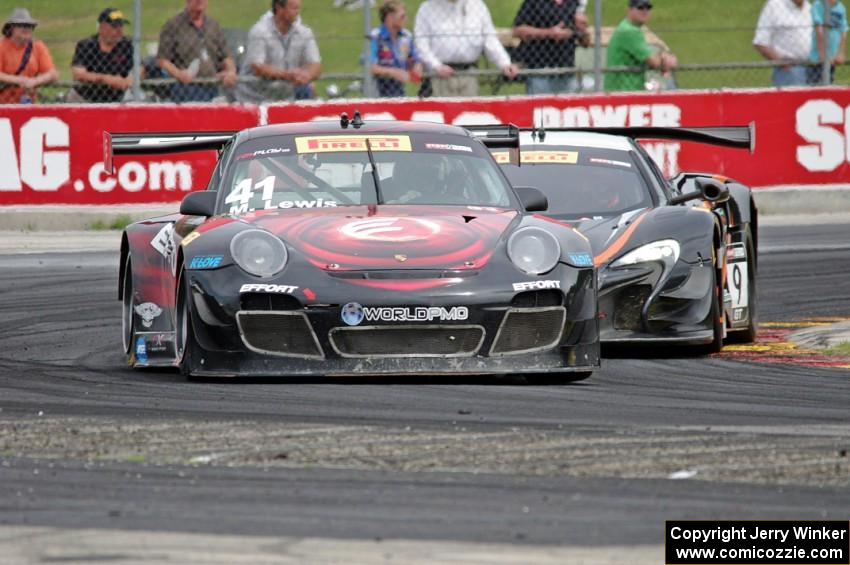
(362, 2, 374, 98)
(593, 0, 602, 92)
(821, 19, 831, 86)
(133, 0, 142, 100)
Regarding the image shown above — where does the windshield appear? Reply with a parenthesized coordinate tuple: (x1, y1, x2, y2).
(498, 147, 652, 218)
(220, 132, 514, 215)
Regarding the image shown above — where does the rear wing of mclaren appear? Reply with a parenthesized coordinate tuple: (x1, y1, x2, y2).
(103, 131, 237, 174)
(520, 122, 756, 153)
(523, 123, 756, 154)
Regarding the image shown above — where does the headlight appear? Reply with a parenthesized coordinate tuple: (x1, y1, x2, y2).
(611, 239, 680, 269)
(507, 227, 561, 275)
(230, 229, 288, 277)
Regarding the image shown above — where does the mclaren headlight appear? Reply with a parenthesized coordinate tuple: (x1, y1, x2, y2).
(611, 239, 680, 270)
(230, 229, 288, 278)
(507, 227, 561, 275)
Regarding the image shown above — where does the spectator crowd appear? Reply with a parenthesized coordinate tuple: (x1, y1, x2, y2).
(0, 0, 846, 104)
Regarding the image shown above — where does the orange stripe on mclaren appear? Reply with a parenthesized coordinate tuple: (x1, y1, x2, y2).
(593, 211, 649, 267)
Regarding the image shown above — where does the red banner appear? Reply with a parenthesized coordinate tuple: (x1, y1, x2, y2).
(0, 104, 258, 205)
(1, 88, 847, 205)
(269, 88, 850, 189)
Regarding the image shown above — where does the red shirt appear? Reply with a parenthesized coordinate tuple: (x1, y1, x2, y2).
(0, 38, 55, 103)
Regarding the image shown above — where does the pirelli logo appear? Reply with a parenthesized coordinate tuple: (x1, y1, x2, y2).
(491, 150, 578, 165)
(295, 135, 412, 154)
(521, 151, 579, 164)
(492, 151, 510, 164)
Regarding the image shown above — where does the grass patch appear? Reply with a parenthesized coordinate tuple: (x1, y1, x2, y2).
(88, 214, 133, 231)
(3, 0, 846, 95)
(125, 454, 147, 463)
(825, 342, 850, 356)
(109, 214, 135, 230)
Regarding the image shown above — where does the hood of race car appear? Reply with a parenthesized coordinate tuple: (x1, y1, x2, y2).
(562, 210, 648, 262)
(243, 205, 518, 271)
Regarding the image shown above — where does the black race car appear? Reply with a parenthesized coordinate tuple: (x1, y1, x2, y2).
(492, 125, 757, 352)
(111, 117, 599, 380)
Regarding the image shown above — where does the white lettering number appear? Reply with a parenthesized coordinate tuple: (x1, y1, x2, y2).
(796, 100, 847, 172)
(148, 161, 192, 191)
(533, 104, 681, 129)
(225, 178, 254, 215)
(88, 161, 192, 193)
(0, 119, 22, 191)
(19, 117, 70, 191)
(118, 161, 147, 192)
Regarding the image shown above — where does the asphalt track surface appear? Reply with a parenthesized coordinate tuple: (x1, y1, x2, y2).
(0, 219, 848, 563)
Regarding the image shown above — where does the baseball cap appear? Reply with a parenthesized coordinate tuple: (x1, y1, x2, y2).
(629, 0, 653, 8)
(98, 8, 129, 26)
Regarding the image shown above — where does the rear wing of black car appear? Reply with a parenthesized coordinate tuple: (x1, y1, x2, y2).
(523, 124, 756, 154)
(103, 131, 237, 174)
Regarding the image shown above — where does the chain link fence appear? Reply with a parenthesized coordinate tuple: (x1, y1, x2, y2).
(0, 0, 846, 104)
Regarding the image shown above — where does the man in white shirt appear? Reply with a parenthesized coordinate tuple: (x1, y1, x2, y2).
(414, 0, 519, 97)
(236, 0, 321, 103)
(753, 0, 813, 86)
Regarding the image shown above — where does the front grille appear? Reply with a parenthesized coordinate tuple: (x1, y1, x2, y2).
(236, 311, 324, 358)
(612, 285, 652, 330)
(490, 307, 566, 356)
(240, 293, 301, 311)
(329, 325, 484, 358)
(511, 289, 563, 308)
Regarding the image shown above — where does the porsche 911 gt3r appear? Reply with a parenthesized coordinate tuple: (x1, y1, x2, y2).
(112, 117, 599, 380)
(493, 125, 757, 352)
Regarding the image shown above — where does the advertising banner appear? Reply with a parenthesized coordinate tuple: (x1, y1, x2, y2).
(269, 87, 850, 189)
(1, 88, 847, 204)
(0, 104, 258, 205)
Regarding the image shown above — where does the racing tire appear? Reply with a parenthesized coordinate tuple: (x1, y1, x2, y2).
(725, 226, 758, 344)
(523, 371, 592, 385)
(175, 269, 199, 377)
(698, 268, 724, 355)
(121, 254, 136, 363)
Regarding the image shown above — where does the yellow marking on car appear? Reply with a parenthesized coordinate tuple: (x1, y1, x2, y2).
(492, 151, 510, 164)
(520, 151, 579, 164)
(181, 231, 201, 246)
(295, 135, 412, 154)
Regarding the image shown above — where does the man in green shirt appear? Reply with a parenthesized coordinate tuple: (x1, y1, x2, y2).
(605, 0, 677, 92)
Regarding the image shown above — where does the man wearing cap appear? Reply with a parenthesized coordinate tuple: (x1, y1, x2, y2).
(0, 8, 57, 104)
(157, 0, 237, 102)
(70, 8, 136, 103)
(604, 0, 677, 92)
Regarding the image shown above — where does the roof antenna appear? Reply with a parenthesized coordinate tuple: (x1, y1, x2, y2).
(351, 110, 364, 129)
(340, 112, 350, 129)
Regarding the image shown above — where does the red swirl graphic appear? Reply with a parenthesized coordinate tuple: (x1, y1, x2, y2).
(254, 205, 516, 271)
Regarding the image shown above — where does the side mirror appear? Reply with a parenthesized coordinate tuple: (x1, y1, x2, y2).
(669, 178, 730, 206)
(180, 191, 217, 217)
(515, 185, 548, 212)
